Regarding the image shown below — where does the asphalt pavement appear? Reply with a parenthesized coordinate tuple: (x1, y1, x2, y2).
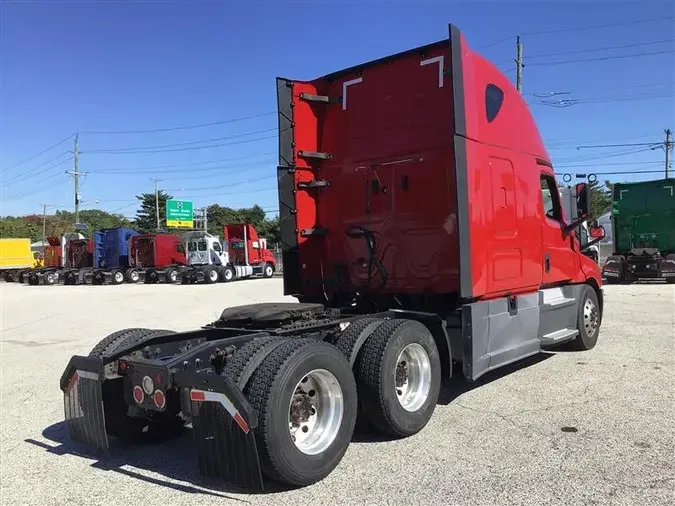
(0, 280, 673, 505)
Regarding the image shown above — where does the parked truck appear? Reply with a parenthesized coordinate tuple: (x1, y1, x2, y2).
(90, 228, 139, 285)
(180, 224, 276, 283)
(61, 238, 95, 285)
(224, 223, 277, 279)
(60, 23, 606, 491)
(26, 233, 87, 285)
(601, 178, 675, 283)
(1, 238, 43, 282)
(126, 233, 188, 283)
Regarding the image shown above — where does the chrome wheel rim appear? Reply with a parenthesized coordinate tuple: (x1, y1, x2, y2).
(114, 272, 124, 283)
(583, 298, 599, 338)
(169, 271, 177, 282)
(225, 269, 233, 280)
(130, 271, 139, 282)
(288, 369, 343, 455)
(395, 343, 432, 412)
(265, 266, 273, 276)
(209, 270, 218, 282)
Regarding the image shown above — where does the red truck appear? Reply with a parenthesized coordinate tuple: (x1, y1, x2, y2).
(62, 238, 94, 284)
(126, 233, 187, 283)
(60, 23, 605, 491)
(223, 223, 277, 279)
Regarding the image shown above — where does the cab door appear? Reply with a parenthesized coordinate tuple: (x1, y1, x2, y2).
(540, 172, 576, 285)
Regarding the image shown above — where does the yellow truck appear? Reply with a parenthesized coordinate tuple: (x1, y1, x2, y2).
(0, 238, 43, 282)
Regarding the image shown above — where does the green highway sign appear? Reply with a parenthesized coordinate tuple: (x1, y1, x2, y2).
(166, 199, 194, 228)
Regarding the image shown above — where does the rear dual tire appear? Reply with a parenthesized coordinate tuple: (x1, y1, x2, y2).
(352, 319, 441, 437)
(226, 338, 357, 487)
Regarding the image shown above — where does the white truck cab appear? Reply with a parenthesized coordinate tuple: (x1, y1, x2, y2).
(184, 232, 229, 267)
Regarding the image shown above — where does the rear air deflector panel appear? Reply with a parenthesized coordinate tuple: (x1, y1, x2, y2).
(448, 23, 473, 299)
(276, 77, 301, 295)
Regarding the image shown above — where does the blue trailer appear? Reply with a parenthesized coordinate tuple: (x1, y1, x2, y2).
(90, 228, 139, 285)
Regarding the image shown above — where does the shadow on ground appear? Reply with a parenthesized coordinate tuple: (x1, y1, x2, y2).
(26, 350, 558, 495)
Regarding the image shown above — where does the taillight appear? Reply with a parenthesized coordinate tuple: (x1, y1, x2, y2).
(133, 385, 144, 404)
(153, 390, 166, 409)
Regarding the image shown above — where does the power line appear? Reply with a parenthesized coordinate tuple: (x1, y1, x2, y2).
(79, 111, 276, 135)
(86, 151, 276, 174)
(526, 49, 674, 67)
(1, 156, 73, 187)
(165, 175, 276, 193)
(553, 160, 664, 168)
(1, 134, 74, 172)
(478, 35, 516, 50)
(180, 186, 277, 200)
(576, 141, 662, 149)
(556, 169, 666, 176)
(526, 39, 674, 59)
(521, 15, 674, 36)
(82, 127, 277, 153)
(2, 179, 70, 201)
(480, 16, 673, 50)
(83, 133, 278, 154)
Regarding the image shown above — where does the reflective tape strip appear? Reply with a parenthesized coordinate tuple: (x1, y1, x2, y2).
(190, 389, 250, 434)
(66, 370, 99, 393)
(77, 370, 99, 381)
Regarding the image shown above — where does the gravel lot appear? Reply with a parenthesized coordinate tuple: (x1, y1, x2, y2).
(1, 280, 673, 506)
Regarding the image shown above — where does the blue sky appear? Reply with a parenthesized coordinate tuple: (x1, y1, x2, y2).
(1, 0, 673, 218)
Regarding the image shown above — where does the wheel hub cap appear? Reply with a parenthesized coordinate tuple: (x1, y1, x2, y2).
(395, 343, 432, 412)
(584, 298, 599, 337)
(288, 369, 343, 455)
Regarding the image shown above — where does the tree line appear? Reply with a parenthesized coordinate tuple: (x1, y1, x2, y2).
(0, 181, 615, 243)
(0, 190, 281, 244)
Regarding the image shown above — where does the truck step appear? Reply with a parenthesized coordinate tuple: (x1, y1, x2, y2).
(298, 180, 329, 189)
(542, 296, 577, 309)
(298, 150, 332, 160)
(299, 92, 340, 104)
(540, 328, 579, 346)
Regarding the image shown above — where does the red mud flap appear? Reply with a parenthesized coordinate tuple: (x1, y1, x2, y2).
(173, 371, 264, 491)
(59, 356, 109, 452)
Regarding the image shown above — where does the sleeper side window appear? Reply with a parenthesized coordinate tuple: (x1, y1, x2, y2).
(485, 84, 504, 123)
(540, 174, 563, 222)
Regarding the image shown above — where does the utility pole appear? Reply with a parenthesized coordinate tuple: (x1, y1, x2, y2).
(42, 204, 47, 249)
(65, 134, 84, 224)
(516, 35, 523, 94)
(665, 128, 672, 178)
(152, 178, 162, 230)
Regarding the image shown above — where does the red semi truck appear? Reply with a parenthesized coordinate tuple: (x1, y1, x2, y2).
(223, 223, 277, 279)
(60, 23, 605, 491)
(126, 233, 187, 283)
(61, 238, 95, 284)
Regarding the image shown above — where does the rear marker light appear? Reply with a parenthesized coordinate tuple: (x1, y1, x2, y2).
(142, 375, 154, 394)
(153, 390, 166, 410)
(133, 385, 144, 404)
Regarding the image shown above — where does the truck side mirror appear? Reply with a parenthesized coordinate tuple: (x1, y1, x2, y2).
(575, 182, 589, 219)
(589, 225, 605, 239)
